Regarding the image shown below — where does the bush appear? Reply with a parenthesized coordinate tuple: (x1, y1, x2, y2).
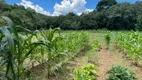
(74, 64, 97, 80)
(107, 65, 136, 80)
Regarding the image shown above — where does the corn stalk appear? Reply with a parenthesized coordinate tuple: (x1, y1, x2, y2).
(0, 16, 45, 80)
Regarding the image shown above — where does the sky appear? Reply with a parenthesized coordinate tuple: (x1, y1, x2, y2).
(5, 0, 141, 16)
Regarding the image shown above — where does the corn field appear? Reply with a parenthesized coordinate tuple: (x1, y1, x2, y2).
(0, 17, 89, 80)
(115, 31, 142, 66)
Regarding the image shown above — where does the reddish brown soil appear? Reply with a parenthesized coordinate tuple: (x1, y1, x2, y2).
(95, 46, 142, 80)
(95, 48, 118, 80)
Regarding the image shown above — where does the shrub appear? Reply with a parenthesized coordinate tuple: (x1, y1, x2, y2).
(107, 65, 136, 80)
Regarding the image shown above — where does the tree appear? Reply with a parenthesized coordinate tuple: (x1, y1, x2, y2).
(96, 0, 117, 11)
(0, 0, 5, 3)
(1, 0, 142, 30)
(0, 2, 11, 11)
(134, 1, 142, 15)
(136, 14, 142, 31)
(106, 2, 136, 30)
(80, 11, 99, 30)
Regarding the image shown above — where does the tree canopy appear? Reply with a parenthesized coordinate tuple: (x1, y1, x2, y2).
(0, 1, 142, 30)
(96, 0, 117, 11)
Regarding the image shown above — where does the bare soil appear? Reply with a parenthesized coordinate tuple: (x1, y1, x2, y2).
(95, 48, 118, 80)
(95, 45, 142, 80)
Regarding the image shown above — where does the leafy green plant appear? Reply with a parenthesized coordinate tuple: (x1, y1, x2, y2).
(105, 31, 111, 49)
(107, 65, 136, 80)
(0, 16, 44, 80)
(74, 64, 97, 80)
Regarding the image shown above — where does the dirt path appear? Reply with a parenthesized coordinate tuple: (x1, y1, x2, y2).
(95, 45, 142, 80)
(95, 48, 118, 80)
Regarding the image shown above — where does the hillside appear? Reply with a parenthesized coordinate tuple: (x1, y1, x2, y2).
(0, 1, 142, 30)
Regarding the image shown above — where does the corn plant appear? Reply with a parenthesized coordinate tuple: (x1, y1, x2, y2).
(105, 31, 111, 49)
(36, 28, 62, 76)
(35, 31, 89, 76)
(91, 40, 101, 51)
(0, 16, 44, 80)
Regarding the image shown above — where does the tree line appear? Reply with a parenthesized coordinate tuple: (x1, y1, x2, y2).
(0, 0, 142, 30)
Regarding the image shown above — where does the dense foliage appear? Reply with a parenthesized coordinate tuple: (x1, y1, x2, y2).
(107, 65, 136, 80)
(1, 0, 142, 30)
(74, 64, 97, 80)
(115, 31, 142, 66)
(96, 0, 117, 11)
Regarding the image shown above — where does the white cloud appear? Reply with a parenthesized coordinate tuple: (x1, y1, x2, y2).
(52, 0, 93, 16)
(17, 0, 93, 16)
(17, 0, 51, 16)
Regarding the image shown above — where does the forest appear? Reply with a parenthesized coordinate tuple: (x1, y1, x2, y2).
(0, 0, 142, 30)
